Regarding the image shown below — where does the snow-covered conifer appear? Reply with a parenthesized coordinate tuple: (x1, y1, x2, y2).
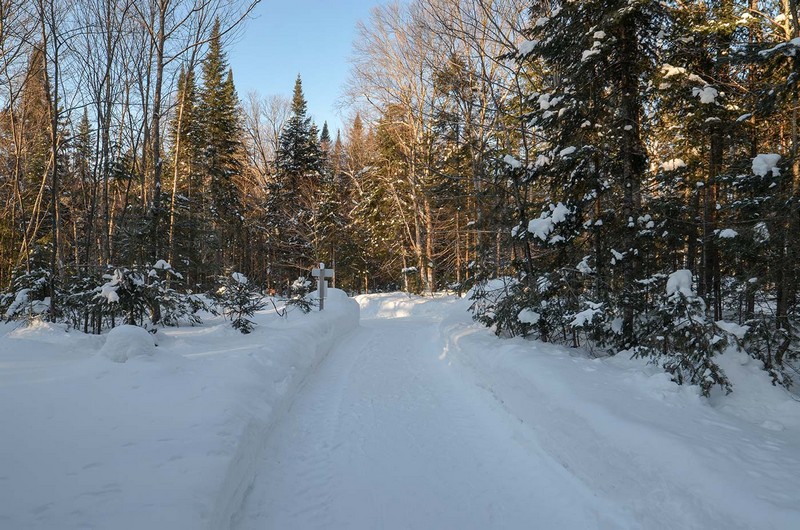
(209, 271, 266, 333)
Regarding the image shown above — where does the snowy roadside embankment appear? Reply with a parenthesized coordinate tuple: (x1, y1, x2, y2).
(0, 289, 358, 530)
(358, 292, 800, 529)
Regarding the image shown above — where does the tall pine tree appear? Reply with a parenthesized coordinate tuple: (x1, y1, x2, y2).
(200, 19, 244, 274)
(270, 75, 323, 283)
(167, 67, 205, 284)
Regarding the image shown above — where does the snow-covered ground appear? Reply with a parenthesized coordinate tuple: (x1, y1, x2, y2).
(0, 290, 358, 529)
(2, 290, 799, 529)
(434, 294, 800, 529)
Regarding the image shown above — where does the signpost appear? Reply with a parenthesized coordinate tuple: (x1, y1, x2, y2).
(311, 262, 334, 310)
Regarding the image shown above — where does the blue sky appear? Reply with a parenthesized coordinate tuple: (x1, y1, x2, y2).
(228, 0, 379, 137)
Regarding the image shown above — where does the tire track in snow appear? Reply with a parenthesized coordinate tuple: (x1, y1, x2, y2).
(234, 315, 628, 529)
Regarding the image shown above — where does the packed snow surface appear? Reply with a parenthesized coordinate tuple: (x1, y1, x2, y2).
(0, 291, 359, 530)
(2, 291, 800, 529)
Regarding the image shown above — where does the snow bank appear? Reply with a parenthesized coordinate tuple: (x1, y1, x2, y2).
(356, 291, 460, 320)
(354, 293, 800, 529)
(98, 324, 157, 362)
(0, 291, 359, 530)
(434, 298, 800, 530)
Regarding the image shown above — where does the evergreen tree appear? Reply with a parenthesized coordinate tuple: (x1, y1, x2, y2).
(0, 44, 54, 282)
(270, 75, 324, 281)
(200, 19, 244, 273)
(276, 75, 322, 179)
(20, 46, 52, 198)
(209, 271, 267, 334)
(168, 67, 207, 285)
(320, 121, 331, 151)
(634, 270, 731, 396)
(73, 109, 95, 266)
(483, 0, 665, 349)
(331, 129, 345, 177)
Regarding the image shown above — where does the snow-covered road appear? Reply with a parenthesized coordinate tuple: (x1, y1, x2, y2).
(3, 292, 797, 529)
(234, 312, 626, 530)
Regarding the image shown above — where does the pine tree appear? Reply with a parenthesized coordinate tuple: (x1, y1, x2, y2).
(270, 75, 324, 281)
(20, 46, 52, 199)
(331, 129, 345, 177)
(320, 121, 331, 152)
(200, 19, 244, 273)
(338, 114, 389, 291)
(635, 270, 731, 396)
(209, 271, 267, 334)
(168, 67, 206, 284)
(276, 75, 322, 179)
(487, 0, 665, 349)
(729, 3, 800, 387)
(2, 45, 54, 279)
(73, 109, 95, 266)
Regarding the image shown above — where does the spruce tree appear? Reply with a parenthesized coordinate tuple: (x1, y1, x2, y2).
(510, 1, 662, 346)
(200, 19, 244, 273)
(168, 67, 206, 284)
(276, 75, 322, 179)
(270, 75, 324, 280)
(320, 121, 331, 151)
(74, 109, 95, 265)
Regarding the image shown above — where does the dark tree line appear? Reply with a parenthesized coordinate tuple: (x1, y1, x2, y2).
(341, 0, 800, 393)
(2, 0, 799, 391)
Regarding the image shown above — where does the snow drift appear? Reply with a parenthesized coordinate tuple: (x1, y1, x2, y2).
(0, 290, 359, 530)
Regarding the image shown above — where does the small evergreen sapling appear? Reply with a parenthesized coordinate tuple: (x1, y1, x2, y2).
(62, 269, 105, 333)
(741, 316, 799, 389)
(1, 247, 53, 323)
(286, 276, 315, 313)
(634, 270, 731, 396)
(95, 268, 153, 327)
(91, 262, 203, 331)
(1, 266, 51, 323)
(210, 272, 266, 333)
(146, 261, 204, 327)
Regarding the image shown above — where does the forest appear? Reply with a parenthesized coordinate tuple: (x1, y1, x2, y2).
(1, 0, 799, 393)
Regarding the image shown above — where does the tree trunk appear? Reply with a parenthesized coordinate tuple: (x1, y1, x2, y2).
(618, 16, 645, 347)
(150, 0, 166, 264)
(38, 0, 61, 321)
(424, 197, 434, 293)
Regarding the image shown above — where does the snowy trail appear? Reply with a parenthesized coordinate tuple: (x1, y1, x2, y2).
(234, 313, 627, 530)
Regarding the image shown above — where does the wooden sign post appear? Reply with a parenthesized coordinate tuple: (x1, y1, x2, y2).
(311, 262, 334, 310)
